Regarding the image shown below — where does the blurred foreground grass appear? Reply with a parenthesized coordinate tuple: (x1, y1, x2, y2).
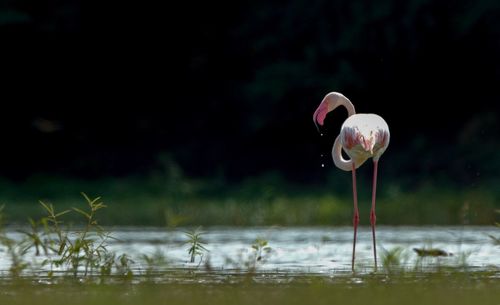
(0, 272, 499, 305)
(0, 173, 497, 226)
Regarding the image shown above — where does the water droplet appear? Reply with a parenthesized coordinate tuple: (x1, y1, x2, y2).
(320, 154, 324, 157)
(321, 164, 325, 168)
(320, 133, 323, 136)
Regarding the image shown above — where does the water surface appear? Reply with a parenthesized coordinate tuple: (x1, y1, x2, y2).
(1, 226, 498, 274)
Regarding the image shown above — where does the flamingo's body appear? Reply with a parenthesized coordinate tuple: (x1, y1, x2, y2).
(313, 92, 390, 271)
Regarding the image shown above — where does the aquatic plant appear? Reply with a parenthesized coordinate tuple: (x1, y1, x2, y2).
(141, 249, 169, 276)
(381, 247, 408, 273)
(9, 194, 137, 279)
(184, 227, 208, 264)
(251, 238, 271, 263)
(223, 237, 273, 273)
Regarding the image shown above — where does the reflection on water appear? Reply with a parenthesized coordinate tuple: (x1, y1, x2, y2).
(0, 226, 498, 274)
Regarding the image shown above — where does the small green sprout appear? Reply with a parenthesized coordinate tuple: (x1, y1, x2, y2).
(184, 227, 208, 264)
(251, 238, 271, 262)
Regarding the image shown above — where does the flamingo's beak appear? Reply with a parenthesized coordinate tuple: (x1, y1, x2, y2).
(313, 101, 329, 132)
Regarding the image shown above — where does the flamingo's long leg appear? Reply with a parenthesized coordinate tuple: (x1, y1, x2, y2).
(351, 163, 359, 272)
(370, 160, 379, 271)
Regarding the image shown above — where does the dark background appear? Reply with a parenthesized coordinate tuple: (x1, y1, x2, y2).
(1, 0, 499, 188)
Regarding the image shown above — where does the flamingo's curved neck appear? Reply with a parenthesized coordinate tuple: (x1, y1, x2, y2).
(324, 92, 356, 118)
(328, 93, 355, 172)
(332, 135, 353, 171)
(339, 97, 356, 117)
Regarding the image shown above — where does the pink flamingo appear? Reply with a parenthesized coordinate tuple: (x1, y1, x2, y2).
(313, 92, 390, 271)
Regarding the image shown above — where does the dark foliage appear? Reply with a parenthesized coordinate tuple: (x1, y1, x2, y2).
(0, 0, 499, 186)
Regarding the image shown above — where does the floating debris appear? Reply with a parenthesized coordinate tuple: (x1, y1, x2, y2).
(413, 248, 452, 257)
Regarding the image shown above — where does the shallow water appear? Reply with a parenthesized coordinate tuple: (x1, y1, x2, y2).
(0, 226, 498, 275)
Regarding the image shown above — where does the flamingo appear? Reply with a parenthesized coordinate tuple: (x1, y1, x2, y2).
(313, 92, 390, 271)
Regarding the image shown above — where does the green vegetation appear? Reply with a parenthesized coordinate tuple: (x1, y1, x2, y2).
(251, 238, 271, 263)
(0, 174, 497, 226)
(380, 247, 408, 273)
(7, 195, 494, 279)
(0, 196, 496, 305)
(0, 194, 134, 280)
(184, 227, 208, 263)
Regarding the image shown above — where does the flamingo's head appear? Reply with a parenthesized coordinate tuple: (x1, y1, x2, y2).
(313, 92, 354, 132)
(313, 100, 330, 130)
